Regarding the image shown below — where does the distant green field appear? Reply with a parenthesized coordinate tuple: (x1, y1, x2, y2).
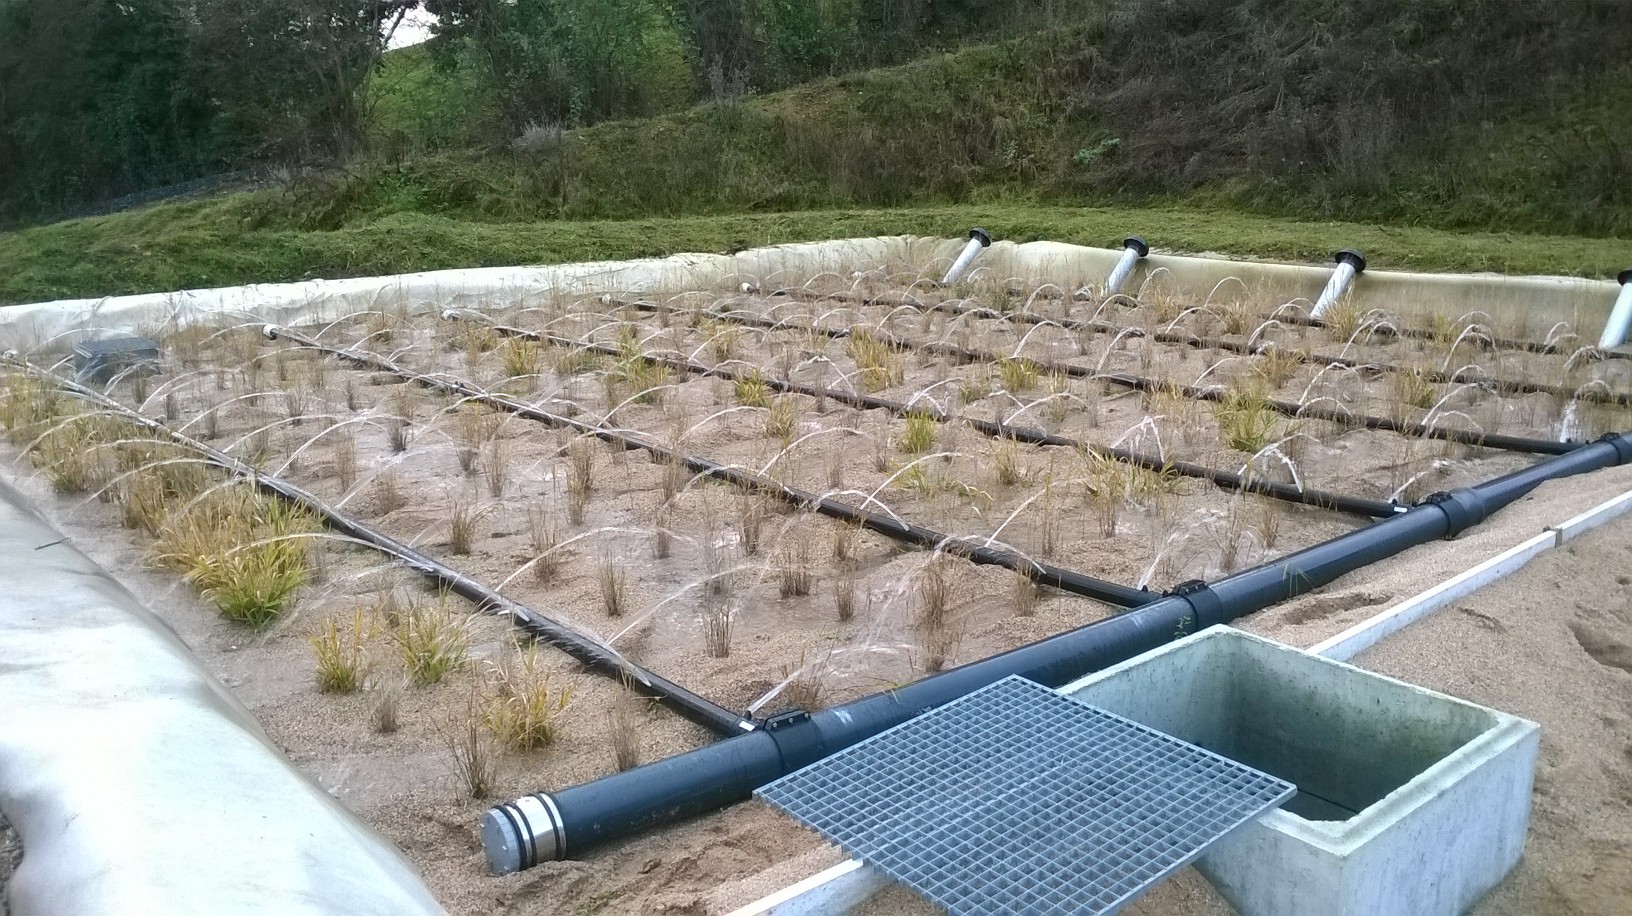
(2, 198, 1623, 306)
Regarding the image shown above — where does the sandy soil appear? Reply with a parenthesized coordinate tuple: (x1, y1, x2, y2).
(3, 272, 1630, 915)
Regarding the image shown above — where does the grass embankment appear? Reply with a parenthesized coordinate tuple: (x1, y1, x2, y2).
(3, 4, 1628, 304)
(2, 199, 1625, 306)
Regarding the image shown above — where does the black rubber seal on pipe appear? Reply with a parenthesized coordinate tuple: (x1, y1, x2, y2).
(1335, 249, 1367, 272)
(970, 227, 992, 247)
(1123, 236, 1150, 258)
(1619, 268, 1632, 286)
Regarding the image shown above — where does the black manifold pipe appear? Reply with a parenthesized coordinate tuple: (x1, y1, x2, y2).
(481, 429, 1632, 873)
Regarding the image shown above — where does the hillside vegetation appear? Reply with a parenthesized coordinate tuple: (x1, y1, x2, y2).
(1, 0, 1627, 304)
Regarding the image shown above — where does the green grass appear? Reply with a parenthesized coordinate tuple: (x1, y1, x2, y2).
(3, 198, 1626, 306)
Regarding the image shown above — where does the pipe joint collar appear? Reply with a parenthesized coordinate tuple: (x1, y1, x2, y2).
(969, 227, 992, 247)
(1597, 431, 1632, 464)
(1618, 268, 1632, 286)
(1335, 249, 1367, 272)
(1423, 488, 1488, 537)
(1123, 236, 1150, 258)
(1170, 579, 1225, 629)
(765, 711, 826, 774)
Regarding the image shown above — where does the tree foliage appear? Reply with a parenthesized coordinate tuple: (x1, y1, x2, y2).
(0, 0, 412, 222)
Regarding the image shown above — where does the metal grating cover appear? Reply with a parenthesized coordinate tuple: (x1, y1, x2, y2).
(756, 676, 1295, 916)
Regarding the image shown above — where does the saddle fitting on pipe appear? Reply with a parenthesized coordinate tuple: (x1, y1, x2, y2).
(940, 227, 992, 286)
(1599, 268, 1632, 349)
(1103, 236, 1150, 295)
(1310, 248, 1367, 321)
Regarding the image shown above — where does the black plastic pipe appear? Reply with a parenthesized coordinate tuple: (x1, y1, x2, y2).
(481, 428, 1632, 872)
(269, 327, 1156, 609)
(622, 297, 1588, 452)
(468, 314, 1399, 517)
(6, 359, 754, 737)
(754, 288, 1632, 409)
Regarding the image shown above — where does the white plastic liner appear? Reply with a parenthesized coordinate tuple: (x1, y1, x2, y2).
(0, 481, 445, 916)
(0, 236, 1618, 349)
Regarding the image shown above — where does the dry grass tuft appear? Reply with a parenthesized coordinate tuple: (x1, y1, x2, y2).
(395, 597, 469, 686)
(734, 368, 771, 408)
(776, 538, 814, 598)
(448, 699, 498, 799)
(502, 337, 543, 378)
(610, 690, 643, 771)
(702, 599, 735, 658)
(835, 574, 858, 622)
(997, 358, 1039, 393)
(848, 329, 903, 392)
(1213, 381, 1282, 452)
(310, 607, 374, 693)
(372, 677, 403, 734)
(992, 436, 1027, 486)
(448, 496, 488, 555)
(483, 647, 572, 751)
(898, 410, 937, 454)
(598, 552, 629, 616)
(527, 507, 562, 582)
(1012, 566, 1041, 617)
(764, 395, 799, 446)
(153, 486, 317, 626)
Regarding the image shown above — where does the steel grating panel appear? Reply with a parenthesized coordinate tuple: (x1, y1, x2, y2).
(756, 676, 1295, 916)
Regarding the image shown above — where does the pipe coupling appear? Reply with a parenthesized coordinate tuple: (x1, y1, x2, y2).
(1423, 488, 1488, 538)
(1598, 431, 1632, 465)
(1335, 249, 1367, 272)
(969, 227, 992, 248)
(1123, 236, 1150, 257)
(1170, 579, 1226, 629)
(1618, 268, 1631, 286)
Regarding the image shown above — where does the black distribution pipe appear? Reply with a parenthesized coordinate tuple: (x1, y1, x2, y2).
(268, 327, 1155, 609)
(620, 297, 1587, 453)
(5, 359, 754, 737)
(753, 289, 1632, 409)
(481, 428, 1632, 872)
(466, 314, 1399, 517)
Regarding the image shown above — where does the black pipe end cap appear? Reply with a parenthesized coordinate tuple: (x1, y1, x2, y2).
(1335, 249, 1367, 272)
(1618, 268, 1631, 286)
(1123, 236, 1150, 258)
(969, 227, 992, 247)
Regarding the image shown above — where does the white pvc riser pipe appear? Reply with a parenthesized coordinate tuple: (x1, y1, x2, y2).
(1310, 249, 1368, 321)
(939, 227, 992, 285)
(1597, 268, 1632, 348)
(1103, 236, 1150, 295)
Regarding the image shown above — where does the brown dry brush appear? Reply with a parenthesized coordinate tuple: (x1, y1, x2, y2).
(598, 551, 629, 616)
(776, 537, 814, 598)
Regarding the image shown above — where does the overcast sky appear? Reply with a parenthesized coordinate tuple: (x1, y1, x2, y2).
(388, 9, 437, 49)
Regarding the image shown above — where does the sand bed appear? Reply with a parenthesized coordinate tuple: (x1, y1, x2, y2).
(2, 268, 1629, 914)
